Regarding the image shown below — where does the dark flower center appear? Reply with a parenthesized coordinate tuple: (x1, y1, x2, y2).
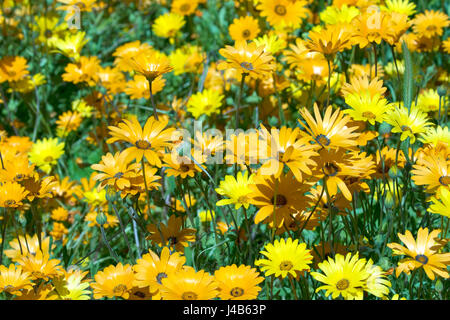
(113, 284, 128, 295)
(135, 140, 151, 149)
(133, 291, 146, 298)
(242, 29, 251, 38)
(230, 287, 244, 297)
(168, 236, 178, 245)
(179, 164, 191, 172)
(362, 111, 377, 120)
(114, 172, 124, 179)
(279, 260, 293, 271)
(44, 156, 54, 162)
(271, 194, 287, 207)
(323, 162, 339, 176)
(315, 134, 330, 146)
(4, 199, 16, 206)
(401, 125, 412, 132)
(182, 291, 198, 300)
(439, 176, 450, 186)
(156, 272, 168, 284)
(240, 61, 254, 71)
(336, 279, 349, 290)
(44, 29, 53, 38)
(415, 254, 428, 265)
(274, 4, 287, 16)
(180, 3, 190, 12)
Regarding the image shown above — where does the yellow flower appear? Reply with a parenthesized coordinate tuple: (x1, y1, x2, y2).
(416, 89, 440, 113)
(385, 104, 432, 144)
(320, 4, 360, 25)
(253, 33, 287, 55)
(28, 138, 65, 174)
(171, 0, 199, 16)
(153, 13, 185, 38)
(106, 115, 175, 167)
(363, 260, 391, 298)
(255, 238, 313, 279)
(134, 247, 186, 294)
(92, 263, 135, 299)
(51, 207, 69, 221)
(216, 171, 254, 210)
(214, 264, 264, 300)
(428, 187, 450, 219)
(419, 126, 450, 147)
(229, 16, 260, 41)
(51, 269, 91, 300)
(5, 233, 53, 262)
(256, 0, 308, 28)
(311, 253, 370, 300)
(127, 51, 173, 81)
(50, 31, 88, 61)
(160, 267, 219, 300)
(412, 10, 449, 38)
(17, 250, 63, 281)
(187, 89, 224, 119)
(0, 264, 33, 296)
(387, 228, 450, 280)
(168, 45, 205, 75)
(71, 99, 94, 117)
(381, 0, 416, 16)
(0, 181, 28, 208)
(56, 111, 83, 137)
(217, 40, 276, 80)
(147, 215, 196, 253)
(344, 92, 392, 125)
(0, 56, 29, 83)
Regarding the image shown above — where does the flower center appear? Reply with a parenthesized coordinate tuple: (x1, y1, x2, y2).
(4, 199, 16, 206)
(323, 162, 339, 176)
(240, 61, 254, 71)
(242, 29, 251, 38)
(15, 173, 24, 181)
(426, 25, 437, 32)
(179, 164, 191, 172)
(44, 156, 54, 163)
(336, 279, 349, 290)
(133, 291, 146, 298)
(401, 125, 412, 132)
(315, 134, 330, 146)
(181, 291, 198, 300)
(114, 172, 124, 179)
(113, 284, 128, 295)
(362, 111, 377, 120)
(415, 254, 428, 265)
(168, 236, 178, 245)
(156, 272, 168, 285)
(367, 31, 381, 39)
(439, 176, 450, 186)
(274, 4, 287, 16)
(44, 29, 53, 38)
(279, 260, 293, 271)
(230, 287, 244, 297)
(135, 140, 151, 149)
(180, 3, 190, 13)
(271, 194, 287, 207)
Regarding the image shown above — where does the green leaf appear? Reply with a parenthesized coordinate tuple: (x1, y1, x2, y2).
(402, 41, 413, 112)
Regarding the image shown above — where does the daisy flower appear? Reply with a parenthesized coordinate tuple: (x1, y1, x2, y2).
(387, 228, 450, 280)
(255, 238, 313, 279)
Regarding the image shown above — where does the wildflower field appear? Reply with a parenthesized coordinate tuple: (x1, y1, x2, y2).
(0, 0, 449, 302)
